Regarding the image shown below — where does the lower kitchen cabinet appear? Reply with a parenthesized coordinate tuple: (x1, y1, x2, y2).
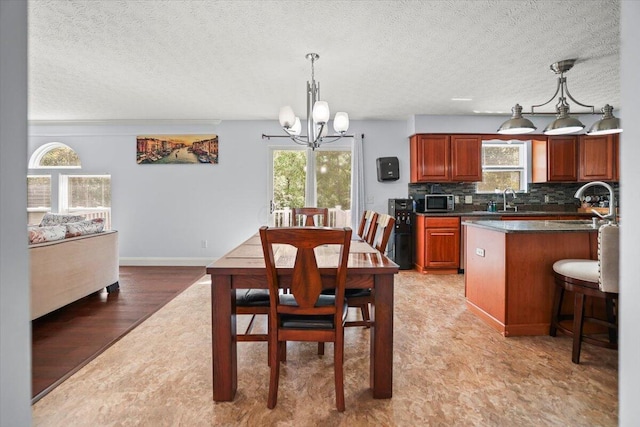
(414, 216, 460, 274)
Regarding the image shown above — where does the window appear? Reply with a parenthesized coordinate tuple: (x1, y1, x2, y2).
(270, 147, 352, 227)
(476, 139, 528, 193)
(27, 175, 51, 225)
(27, 143, 111, 229)
(29, 142, 81, 169)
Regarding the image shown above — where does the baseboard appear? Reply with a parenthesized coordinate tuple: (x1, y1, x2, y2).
(119, 257, 216, 267)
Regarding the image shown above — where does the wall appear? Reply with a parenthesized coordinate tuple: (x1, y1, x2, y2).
(0, 0, 31, 425)
(29, 119, 409, 264)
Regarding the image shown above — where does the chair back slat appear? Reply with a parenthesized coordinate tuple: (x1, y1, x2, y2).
(372, 214, 395, 253)
(365, 212, 379, 245)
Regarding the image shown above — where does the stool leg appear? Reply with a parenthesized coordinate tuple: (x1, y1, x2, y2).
(550, 282, 564, 337)
(572, 292, 586, 364)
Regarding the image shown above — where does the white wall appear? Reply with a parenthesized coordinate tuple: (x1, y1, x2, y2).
(0, 0, 31, 425)
(29, 119, 409, 263)
(620, 1, 640, 424)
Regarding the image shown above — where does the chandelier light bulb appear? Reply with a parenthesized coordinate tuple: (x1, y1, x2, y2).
(290, 117, 302, 136)
(279, 106, 295, 128)
(333, 112, 350, 133)
(312, 101, 330, 124)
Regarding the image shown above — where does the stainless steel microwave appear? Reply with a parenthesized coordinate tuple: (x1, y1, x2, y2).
(424, 194, 455, 212)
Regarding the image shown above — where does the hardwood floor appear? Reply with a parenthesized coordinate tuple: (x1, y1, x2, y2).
(31, 266, 205, 402)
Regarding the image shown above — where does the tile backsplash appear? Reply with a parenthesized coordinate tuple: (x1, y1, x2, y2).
(408, 182, 620, 211)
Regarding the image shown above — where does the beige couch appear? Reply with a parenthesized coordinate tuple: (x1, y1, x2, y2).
(30, 230, 119, 320)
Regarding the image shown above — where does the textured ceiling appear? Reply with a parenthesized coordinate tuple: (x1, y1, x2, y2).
(27, 0, 621, 122)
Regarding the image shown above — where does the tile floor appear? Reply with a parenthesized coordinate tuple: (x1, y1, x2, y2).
(32, 271, 617, 426)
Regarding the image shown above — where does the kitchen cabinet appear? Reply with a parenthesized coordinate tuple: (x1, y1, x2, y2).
(410, 134, 481, 183)
(414, 216, 460, 274)
(578, 134, 617, 181)
(531, 136, 578, 182)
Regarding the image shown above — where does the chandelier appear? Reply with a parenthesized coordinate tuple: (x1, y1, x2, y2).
(498, 59, 622, 136)
(262, 53, 350, 150)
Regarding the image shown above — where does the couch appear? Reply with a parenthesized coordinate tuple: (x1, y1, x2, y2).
(29, 213, 119, 320)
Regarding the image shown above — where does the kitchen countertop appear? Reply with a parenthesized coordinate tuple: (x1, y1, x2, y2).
(415, 210, 596, 218)
(461, 219, 604, 233)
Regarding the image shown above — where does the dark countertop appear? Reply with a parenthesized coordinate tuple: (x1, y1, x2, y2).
(415, 210, 596, 218)
(462, 219, 603, 233)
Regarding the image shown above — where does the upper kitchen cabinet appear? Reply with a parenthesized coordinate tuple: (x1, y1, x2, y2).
(410, 134, 481, 183)
(531, 136, 578, 182)
(578, 134, 618, 182)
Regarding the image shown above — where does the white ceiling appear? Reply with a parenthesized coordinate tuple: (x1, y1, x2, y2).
(27, 0, 621, 123)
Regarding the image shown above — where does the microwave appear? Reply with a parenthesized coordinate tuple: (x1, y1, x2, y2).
(424, 194, 455, 212)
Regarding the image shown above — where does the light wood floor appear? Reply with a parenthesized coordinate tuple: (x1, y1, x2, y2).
(32, 270, 617, 426)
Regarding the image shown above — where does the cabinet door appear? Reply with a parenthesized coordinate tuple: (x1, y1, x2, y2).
(410, 134, 450, 182)
(547, 136, 578, 181)
(450, 135, 482, 181)
(579, 135, 614, 181)
(614, 134, 620, 182)
(425, 227, 460, 268)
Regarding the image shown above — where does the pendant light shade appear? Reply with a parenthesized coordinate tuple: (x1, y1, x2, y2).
(312, 101, 330, 124)
(587, 104, 623, 135)
(498, 104, 536, 134)
(279, 106, 295, 128)
(543, 105, 585, 135)
(333, 112, 349, 133)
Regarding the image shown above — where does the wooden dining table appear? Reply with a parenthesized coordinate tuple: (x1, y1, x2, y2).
(206, 233, 399, 402)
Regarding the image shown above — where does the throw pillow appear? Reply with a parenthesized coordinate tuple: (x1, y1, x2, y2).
(40, 212, 86, 226)
(65, 218, 105, 238)
(28, 225, 66, 244)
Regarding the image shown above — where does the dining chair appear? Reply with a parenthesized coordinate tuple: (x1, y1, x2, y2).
(292, 207, 329, 227)
(259, 225, 352, 412)
(364, 211, 380, 245)
(550, 223, 619, 364)
(345, 214, 395, 327)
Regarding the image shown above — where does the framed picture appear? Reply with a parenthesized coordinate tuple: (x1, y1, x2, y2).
(136, 134, 219, 165)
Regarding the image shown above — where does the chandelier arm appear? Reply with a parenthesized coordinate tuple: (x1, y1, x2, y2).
(563, 85, 595, 113)
(530, 77, 562, 114)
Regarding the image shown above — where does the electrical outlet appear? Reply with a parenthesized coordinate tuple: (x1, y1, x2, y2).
(544, 195, 550, 203)
(465, 195, 473, 204)
(201, 240, 208, 249)
(475, 248, 485, 257)
(454, 196, 460, 204)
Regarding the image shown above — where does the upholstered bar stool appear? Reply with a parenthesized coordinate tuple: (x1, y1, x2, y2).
(550, 223, 619, 364)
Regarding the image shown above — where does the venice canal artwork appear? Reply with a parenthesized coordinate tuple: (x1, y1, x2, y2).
(136, 134, 219, 165)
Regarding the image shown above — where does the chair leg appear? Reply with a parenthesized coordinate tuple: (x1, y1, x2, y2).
(572, 292, 586, 364)
(318, 342, 325, 355)
(360, 304, 371, 329)
(549, 282, 564, 336)
(334, 333, 345, 412)
(268, 340, 283, 409)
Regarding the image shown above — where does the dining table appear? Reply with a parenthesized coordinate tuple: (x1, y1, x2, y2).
(206, 232, 399, 402)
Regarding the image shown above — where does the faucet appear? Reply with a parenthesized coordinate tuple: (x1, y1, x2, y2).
(574, 181, 617, 224)
(502, 188, 518, 211)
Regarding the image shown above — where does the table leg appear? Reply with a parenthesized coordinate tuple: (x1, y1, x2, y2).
(211, 274, 237, 401)
(370, 273, 393, 398)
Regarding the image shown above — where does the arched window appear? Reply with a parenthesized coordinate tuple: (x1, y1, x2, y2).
(29, 142, 81, 169)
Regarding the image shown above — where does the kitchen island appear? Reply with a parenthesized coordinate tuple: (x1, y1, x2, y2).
(463, 219, 599, 336)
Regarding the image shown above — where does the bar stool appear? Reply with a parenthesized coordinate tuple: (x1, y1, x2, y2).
(550, 223, 619, 364)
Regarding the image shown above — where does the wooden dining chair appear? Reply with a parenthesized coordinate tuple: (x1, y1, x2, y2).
(364, 211, 380, 245)
(550, 223, 619, 364)
(345, 214, 395, 327)
(292, 207, 329, 227)
(259, 226, 352, 412)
